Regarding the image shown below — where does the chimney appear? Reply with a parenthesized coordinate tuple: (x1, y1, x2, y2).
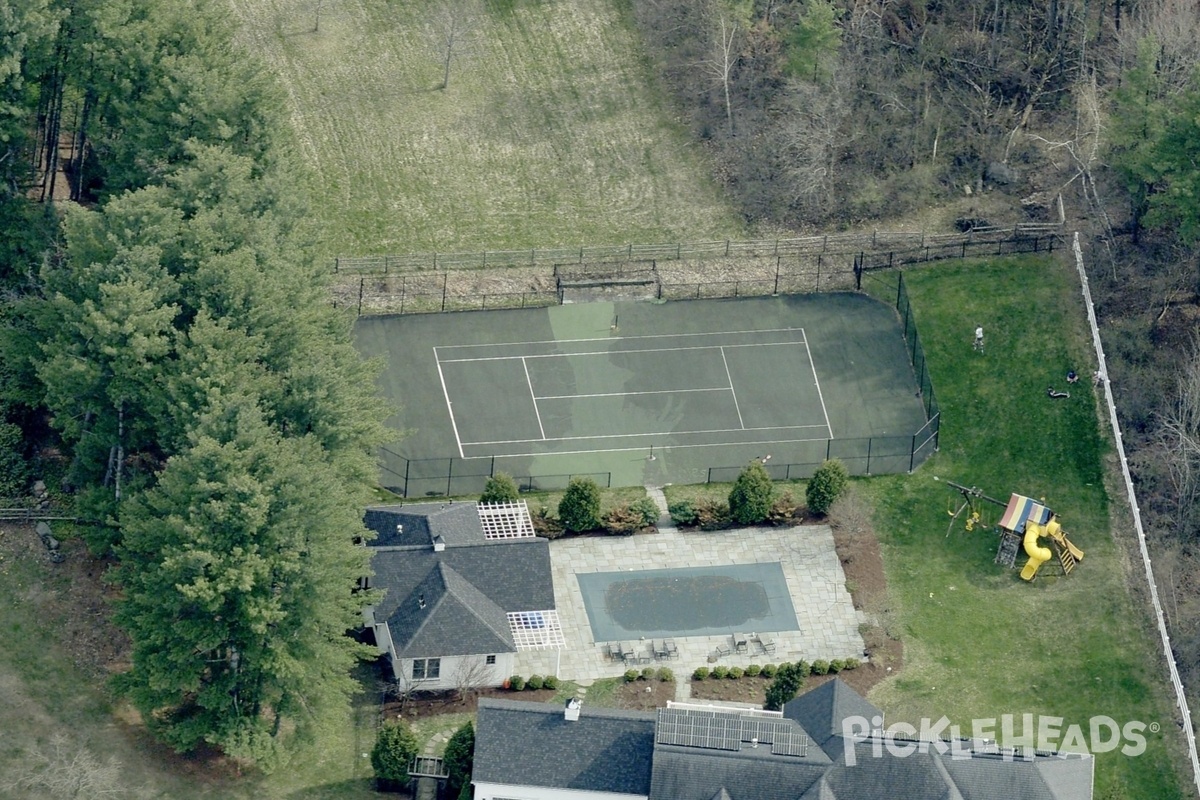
(433, 534, 445, 552)
(565, 697, 581, 722)
(418, 594, 426, 610)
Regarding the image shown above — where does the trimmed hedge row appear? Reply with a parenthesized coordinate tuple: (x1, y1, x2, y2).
(507, 674, 561, 691)
(692, 658, 861, 681)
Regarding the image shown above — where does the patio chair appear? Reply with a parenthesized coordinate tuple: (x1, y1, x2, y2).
(664, 638, 679, 659)
(756, 634, 776, 654)
(733, 633, 749, 654)
(714, 644, 731, 659)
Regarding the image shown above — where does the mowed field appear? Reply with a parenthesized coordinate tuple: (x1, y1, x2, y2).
(227, 0, 744, 257)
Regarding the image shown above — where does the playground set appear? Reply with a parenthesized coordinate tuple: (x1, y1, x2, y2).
(937, 477, 1084, 581)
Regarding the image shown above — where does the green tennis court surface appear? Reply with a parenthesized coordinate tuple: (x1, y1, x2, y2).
(355, 294, 929, 492)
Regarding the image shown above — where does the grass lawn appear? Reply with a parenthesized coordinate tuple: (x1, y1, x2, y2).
(864, 256, 1188, 799)
(228, 0, 743, 258)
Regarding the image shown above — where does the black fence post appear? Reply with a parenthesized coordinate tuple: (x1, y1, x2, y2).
(404, 458, 411, 498)
(866, 438, 873, 475)
(826, 440, 832, 461)
(446, 459, 454, 497)
(774, 257, 781, 294)
(357, 277, 364, 317)
(909, 434, 916, 473)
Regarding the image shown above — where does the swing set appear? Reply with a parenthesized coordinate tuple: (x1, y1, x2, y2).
(934, 477, 1084, 581)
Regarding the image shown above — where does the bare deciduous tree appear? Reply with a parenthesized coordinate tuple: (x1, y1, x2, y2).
(3, 734, 128, 799)
(452, 657, 495, 703)
(428, 3, 479, 90)
(1157, 332, 1200, 540)
(701, 14, 739, 137)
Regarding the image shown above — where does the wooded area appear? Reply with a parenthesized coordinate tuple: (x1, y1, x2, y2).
(2, 0, 1200, 778)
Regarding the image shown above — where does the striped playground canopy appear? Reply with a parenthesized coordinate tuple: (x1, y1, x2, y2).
(998, 494, 1053, 533)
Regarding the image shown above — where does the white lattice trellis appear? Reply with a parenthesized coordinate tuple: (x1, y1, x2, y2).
(507, 610, 565, 650)
(478, 501, 536, 539)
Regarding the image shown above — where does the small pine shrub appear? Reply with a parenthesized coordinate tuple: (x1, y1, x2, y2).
(508, 675, 525, 691)
(769, 491, 799, 524)
(828, 659, 844, 674)
(728, 667, 744, 679)
(729, 461, 774, 524)
(796, 660, 811, 677)
(842, 658, 861, 670)
(602, 504, 642, 535)
(669, 500, 698, 526)
(559, 477, 602, 532)
(806, 459, 849, 516)
(630, 496, 661, 527)
(641, 666, 656, 681)
(760, 663, 778, 678)
(693, 667, 710, 680)
(711, 666, 729, 680)
(542, 675, 560, 689)
(811, 660, 830, 676)
(526, 675, 544, 690)
(656, 667, 675, 682)
(696, 500, 733, 530)
(745, 664, 761, 677)
(480, 472, 520, 504)
(624, 669, 640, 683)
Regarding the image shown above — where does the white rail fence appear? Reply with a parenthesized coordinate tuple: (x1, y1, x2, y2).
(1073, 232, 1200, 796)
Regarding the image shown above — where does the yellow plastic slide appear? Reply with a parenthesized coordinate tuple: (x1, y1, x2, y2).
(1019, 521, 1053, 581)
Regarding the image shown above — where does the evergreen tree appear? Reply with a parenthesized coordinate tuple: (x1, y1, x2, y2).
(443, 720, 475, 799)
(806, 459, 848, 516)
(764, 661, 807, 711)
(371, 719, 419, 791)
(112, 397, 378, 763)
(1107, 37, 1167, 243)
(729, 461, 773, 524)
(481, 472, 520, 504)
(558, 477, 601, 532)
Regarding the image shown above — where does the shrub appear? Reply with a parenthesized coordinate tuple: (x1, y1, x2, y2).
(828, 659, 844, 674)
(509, 675, 525, 691)
(657, 667, 675, 682)
(764, 662, 806, 711)
(745, 664, 761, 677)
(641, 667, 657, 680)
(696, 500, 733, 530)
(543, 675, 560, 689)
(711, 666, 729, 679)
(806, 459, 849, 516)
(480, 472, 520, 504)
(526, 675, 544, 690)
(729, 461, 774, 524)
(769, 491, 799, 524)
(530, 505, 565, 539)
(443, 721, 474, 800)
(624, 669, 640, 683)
(760, 663, 778, 678)
(630, 496, 661, 526)
(693, 667, 710, 680)
(559, 477, 602, 532)
(842, 657, 861, 670)
(371, 719, 419, 790)
(602, 504, 642, 535)
(0, 422, 28, 499)
(811, 660, 830, 676)
(669, 500, 698, 526)
(795, 660, 811, 677)
(728, 667, 744, 679)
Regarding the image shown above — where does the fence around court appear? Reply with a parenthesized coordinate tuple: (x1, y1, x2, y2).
(337, 224, 1062, 316)
(379, 447, 612, 499)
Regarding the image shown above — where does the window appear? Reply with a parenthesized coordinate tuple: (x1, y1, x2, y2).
(485, 655, 496, 665)
(412, 658, 441, 680)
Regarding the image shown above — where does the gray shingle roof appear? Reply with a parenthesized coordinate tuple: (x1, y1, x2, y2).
(365, 504, 554, 658)
(650, 746, 830, 800)
(474, 698, 656, 795)
(783, 679, 883, 755)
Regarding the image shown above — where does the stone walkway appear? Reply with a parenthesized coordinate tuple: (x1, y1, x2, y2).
(515, 511, 863, 685)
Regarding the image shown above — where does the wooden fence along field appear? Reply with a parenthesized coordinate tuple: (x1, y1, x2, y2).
(332, 223, 1064, 316)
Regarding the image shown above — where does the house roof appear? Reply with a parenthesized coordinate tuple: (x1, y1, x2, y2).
(783, 678, 884, 755)
(366, 504, 555, 658)
(470, 682, 1093, 800)
(474, 698, 657, 795)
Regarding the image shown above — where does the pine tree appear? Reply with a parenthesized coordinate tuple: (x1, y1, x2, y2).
(729, 461, 773, 524)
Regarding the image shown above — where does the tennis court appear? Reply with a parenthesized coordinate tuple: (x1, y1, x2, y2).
(355, 293, 930, 492)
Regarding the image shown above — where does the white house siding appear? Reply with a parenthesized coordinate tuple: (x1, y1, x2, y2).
(393, 652, 516, 690)
(472, 782, 645, 800)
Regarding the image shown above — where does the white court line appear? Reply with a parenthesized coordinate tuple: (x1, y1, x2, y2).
(457, 435, 835, 460)
(803, 334, 834, 439)
(462, 423, 828, 447)
(434, 326, 806, 350)
(439, 340, 803, 364)
(536, 387, 729, 400)
(521, 357, 546, 440)
(433, 348, 465, 458)
(720, 346, 745, 429)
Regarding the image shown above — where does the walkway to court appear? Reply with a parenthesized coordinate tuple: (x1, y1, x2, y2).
(513, 521, 864, 684)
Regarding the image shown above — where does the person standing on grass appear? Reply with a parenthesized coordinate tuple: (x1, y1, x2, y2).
(974, 325, 985, 352)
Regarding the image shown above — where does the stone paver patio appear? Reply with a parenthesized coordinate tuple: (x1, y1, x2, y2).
(514, 525, 864, 684)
